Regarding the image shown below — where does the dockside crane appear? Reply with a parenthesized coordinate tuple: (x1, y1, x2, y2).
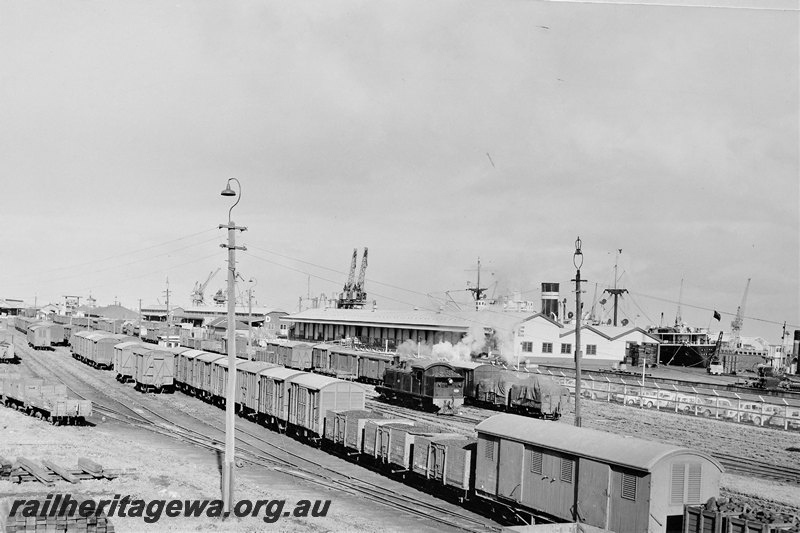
(337, 248, 368, 309)
(729, 278, 751, 350)
(191, 268, 221, 306)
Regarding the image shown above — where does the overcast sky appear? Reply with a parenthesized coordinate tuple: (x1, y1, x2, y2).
(1, 0, 797, 342)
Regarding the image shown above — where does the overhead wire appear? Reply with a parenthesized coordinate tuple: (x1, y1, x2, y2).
(27, 227, 219, 276)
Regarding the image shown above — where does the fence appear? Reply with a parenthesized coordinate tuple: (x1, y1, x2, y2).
(542, 370, 800, 432)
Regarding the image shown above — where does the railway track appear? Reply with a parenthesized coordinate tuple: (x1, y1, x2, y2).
(715, 453, 800, 485)
(15, 341, 503, 533)
(10, 330, 798, 518)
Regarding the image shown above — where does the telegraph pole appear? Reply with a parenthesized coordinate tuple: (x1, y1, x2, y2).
(220, 178, 246, 515)
(572, 237, 585, 428)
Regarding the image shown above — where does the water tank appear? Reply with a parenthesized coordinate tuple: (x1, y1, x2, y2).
(541, 283, 560, 318)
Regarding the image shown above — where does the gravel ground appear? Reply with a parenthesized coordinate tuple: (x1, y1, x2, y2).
(2, 341, 798, 532)
(0, 406, 452, 533)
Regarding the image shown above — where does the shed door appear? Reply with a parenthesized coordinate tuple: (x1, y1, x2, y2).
(576, 459, 609, 528)
(497, 439, 524, 502)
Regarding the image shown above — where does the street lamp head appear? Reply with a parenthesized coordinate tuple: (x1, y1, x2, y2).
(573, 236, 584, 270)
(221, 178, 242, 221)
(220, 179, 237, 197)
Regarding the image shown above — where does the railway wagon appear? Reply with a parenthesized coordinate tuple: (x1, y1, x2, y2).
(473, 370, 568, 420)
(210, 357, 248, 406)
(113, 341, 145, 382)
(257, 366, 305, 429)
(331, 409, 385, 452)
(311, 343, 335, 375)
(449, 360, 501, 398)
(133, 348, 175, 393)
(474, 414, 723, 533)
(0, 340, 17, 364)
(357, 351, 396, 384)
(235, 361, 278, 418)
(27, 324, 54, 350)
(192, 352, 226, 399)
(377, 358, 464, 414)
(253, 345, 278, 365)
(327, 346, 359, 380)
(411, 434, 476, 497)
(173, 349, 205, 392)
(273, 340, 313, 371)
(362, 418, 414, 459)
(88, 333, 133, 369)
(287, 374, 366, 440)
(378, 423, 459, 472)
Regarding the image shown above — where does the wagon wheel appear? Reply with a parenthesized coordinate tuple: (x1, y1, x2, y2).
(752, 416, 761, 426)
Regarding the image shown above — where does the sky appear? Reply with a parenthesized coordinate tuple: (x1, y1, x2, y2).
(0, 0, 797, 343)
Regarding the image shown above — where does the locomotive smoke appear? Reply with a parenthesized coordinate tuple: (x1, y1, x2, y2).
(396, 325, 488, 362)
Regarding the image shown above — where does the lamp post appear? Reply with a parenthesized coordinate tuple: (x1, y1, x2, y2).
(572, 236, 584, 428)
(219, 178, 247, 514)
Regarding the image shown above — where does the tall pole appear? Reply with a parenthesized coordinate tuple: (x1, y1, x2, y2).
(573, 237, 585, 428)
(220, 178, 246, 515)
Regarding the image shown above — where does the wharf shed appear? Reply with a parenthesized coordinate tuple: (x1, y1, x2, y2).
(474, 414, 722, 533)
(285, 309, 487, 350)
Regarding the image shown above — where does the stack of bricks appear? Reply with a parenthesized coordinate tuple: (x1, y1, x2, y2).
(1, 498, 115, 533)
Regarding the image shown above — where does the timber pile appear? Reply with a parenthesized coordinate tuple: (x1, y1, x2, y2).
(685, 497, 800, 533)
(1, 457, 123, 485)
(0, 496, 115, 533)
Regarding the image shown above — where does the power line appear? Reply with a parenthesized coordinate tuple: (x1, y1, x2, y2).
(629, 290, 799, 329)
(25, 228, 219, 277)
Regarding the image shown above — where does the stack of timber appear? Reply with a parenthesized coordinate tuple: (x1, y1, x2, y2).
(684, 496, 800, 533)
(1, 495, 115, 533)
(7, 457, 122, 485)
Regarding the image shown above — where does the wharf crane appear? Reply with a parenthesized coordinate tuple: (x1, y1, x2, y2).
(191, 268, 221, 306)
(729, 278, 751, 350)
(337, 248, 368, 309)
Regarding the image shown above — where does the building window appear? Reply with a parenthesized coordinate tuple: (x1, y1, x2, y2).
(529, 449, 543, 474)
(586, 344, 597, 355)
(621, 473, 637, 501)
(542, 343, 553, 353)
(521, 341, 533, 352)
(560, 343, 572, 354)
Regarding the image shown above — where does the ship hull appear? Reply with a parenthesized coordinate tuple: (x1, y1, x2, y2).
(658, 344, 717, 368)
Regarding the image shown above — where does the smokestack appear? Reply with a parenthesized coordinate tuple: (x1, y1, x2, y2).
(541, 283, 560, 318)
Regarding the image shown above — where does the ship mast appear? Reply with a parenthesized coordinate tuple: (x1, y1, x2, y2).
(602, 249, 627, 326)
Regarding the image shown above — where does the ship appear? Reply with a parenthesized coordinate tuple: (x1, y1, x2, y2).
(647, 324, 718, 368)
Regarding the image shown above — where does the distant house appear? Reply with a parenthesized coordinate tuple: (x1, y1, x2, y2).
(0, 299, 26, 316)
(36, 304, 60, 320)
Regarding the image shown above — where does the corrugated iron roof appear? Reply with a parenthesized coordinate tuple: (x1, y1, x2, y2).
(475, 414, 723, 472)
